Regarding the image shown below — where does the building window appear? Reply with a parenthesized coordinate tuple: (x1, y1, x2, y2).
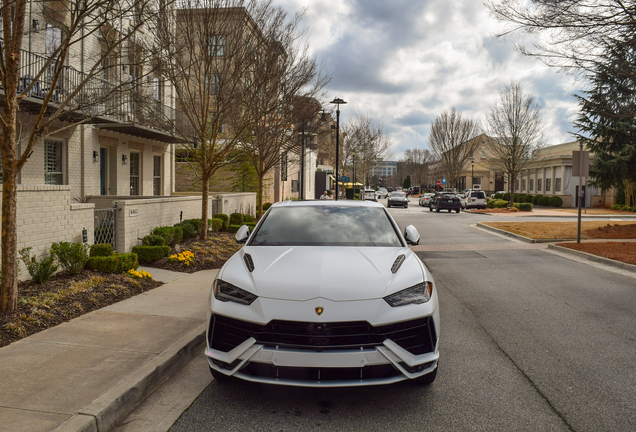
(153, 155, 162, 196)
(291, 179, 298, 192)
(515, 179, 519, 191)
(529, 179, 534, 191)
(473, 177, 482, 185)
(208, 73, 221, 95)
(521, 179, 526, 191)
(44, 140, 63, 184)
(130, 152, 140, 195)
(481, 149, 486, 158)
(468, 150, 474, 158)
(537, 178, 542, 192)
(209, 35, 226, 56)
(46, 24, 62, 56)
(555, 178, 561, 192)
(545, 178, 551, 192)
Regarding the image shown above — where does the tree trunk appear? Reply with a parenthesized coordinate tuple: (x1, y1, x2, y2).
(257, 174, 264, 219)
(200, 172, 210, 240)
(1, 113, 19, 313)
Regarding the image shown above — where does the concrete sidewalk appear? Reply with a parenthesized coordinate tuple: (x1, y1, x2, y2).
(0, 269, 217, 432)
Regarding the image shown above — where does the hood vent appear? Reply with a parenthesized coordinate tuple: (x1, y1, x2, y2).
(243, 253, 255, 272)
(391, 254, 405, 274)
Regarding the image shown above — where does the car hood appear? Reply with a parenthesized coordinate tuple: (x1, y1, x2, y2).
(219, 246, 426, 302)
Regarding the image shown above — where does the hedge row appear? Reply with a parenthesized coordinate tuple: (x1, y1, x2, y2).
(492, 193, 563, 207)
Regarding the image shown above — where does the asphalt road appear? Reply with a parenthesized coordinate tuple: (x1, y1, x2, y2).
(167, 201, 636, 431)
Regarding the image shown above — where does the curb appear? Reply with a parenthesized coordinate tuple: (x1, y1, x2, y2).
(476, 223, 565, 244)
(52, 323, 207, 432)
(548, 244, 636, 274)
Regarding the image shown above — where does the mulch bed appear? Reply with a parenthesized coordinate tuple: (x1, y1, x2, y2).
(144, 232, 242, 273)
(0, 271, 162, 348)
(585, 223, 636, 239)
(469, 208, 525, 213)
(557, 242, 636, 266)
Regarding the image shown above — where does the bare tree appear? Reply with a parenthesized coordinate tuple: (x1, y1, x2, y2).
(241, 5, 329, 217)
(483, 81, 546, 202)
(341, 114, 393, 191)
(156, 0, 276, 237)
(428, 108, 481, 191)
(1, 0, 159, 312)
(485, 0, 635, 72)
(402, 148, 434, 189)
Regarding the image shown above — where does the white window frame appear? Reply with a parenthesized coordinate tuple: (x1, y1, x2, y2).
(209, 35, 226, 57)
(130, 152, 141, 195)
(153, 155, 162, 196)
(44, 139, 65, 185)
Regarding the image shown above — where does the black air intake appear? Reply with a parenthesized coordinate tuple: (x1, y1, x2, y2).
(243, 254, 255, 272)
(391, 254, 405, 274)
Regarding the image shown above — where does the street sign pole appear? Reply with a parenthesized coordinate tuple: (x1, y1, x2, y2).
(573, 147, 590, 243)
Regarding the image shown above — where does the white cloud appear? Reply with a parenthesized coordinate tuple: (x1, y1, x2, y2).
(274, 0, 581, 159)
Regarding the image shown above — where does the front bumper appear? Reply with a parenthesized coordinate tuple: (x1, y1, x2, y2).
(206, 313, 439, 387)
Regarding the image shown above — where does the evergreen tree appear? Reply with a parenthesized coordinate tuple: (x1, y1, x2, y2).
(403, 175, 412, 190)
(575, 39, 636, 206)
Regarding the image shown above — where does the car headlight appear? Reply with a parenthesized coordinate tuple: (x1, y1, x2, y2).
(214, 279, 258, 305)
(384, 282, 433, 307)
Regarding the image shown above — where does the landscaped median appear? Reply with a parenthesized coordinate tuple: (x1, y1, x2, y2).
(478, 221, 636, 267)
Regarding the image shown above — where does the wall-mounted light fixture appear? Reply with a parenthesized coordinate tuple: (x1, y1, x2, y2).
(122, 154, 128, 165)
(93, 151, 99, 163)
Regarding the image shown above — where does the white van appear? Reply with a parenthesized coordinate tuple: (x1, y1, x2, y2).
(466, 190, 487, 209)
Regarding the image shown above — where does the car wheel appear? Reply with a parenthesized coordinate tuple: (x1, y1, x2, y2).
(436, 207, 440, 212)
(412, 364, 437, 386)
(456, 209, 460, 213)
(406, 204, 408, 208)
(429, 206, 433, 211)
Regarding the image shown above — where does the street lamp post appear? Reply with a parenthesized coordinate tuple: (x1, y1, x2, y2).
(471, 160, 475, 190)
(300, 121, 306, 200)
(351, 150, 356, 200)
(330, 97, 347, 200)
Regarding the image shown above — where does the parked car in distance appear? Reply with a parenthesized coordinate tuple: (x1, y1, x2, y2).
(206, 200, 439, 387)
(466, 190, 487, 209)
(456, 193, 467, 209)
(419, 193, 434, 207)
(364, 189, 377, 202)
(490, 191, 507, 199)
(377, 187, 388, 199)
(387, 191, 409, 208)
(430, 193, 462, 213)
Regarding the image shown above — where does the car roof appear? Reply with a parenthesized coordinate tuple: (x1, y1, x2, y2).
(271, 200, 385, 208)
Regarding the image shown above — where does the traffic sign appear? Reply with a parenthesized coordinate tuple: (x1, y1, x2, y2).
(341, 176, 350, 182)
(436, 181, 442, 187)
(442, 178, 447, 185)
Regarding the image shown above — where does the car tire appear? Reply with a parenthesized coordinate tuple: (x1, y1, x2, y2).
(406, 204, 408, 208)
(436, 207, 440, 212)
(412, 364, 438, 386)
(429, 206, 433, 211)
(456, 209, 460, 213)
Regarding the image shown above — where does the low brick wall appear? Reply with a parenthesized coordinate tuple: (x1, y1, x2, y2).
(0, 185, 95, 275)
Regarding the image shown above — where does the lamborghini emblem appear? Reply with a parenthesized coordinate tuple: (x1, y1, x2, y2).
(315, 306, 324, 316)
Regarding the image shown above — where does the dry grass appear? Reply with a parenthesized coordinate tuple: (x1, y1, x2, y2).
(482, 221, 636, 240)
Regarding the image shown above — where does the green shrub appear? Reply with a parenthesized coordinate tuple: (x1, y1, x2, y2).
(183, 219, 202, 232)
(243, 214, 255, 223)
(524, 194, 534, 203)
(229, 212, 244, 226)
(503, 193, 510, 201)
(246, 222, 256, 230)
(90, 243, 113, 257)
(549, 195, 563, 207)
(228, 224, 242, 233)
(532, 195, 543, 205)
(610, 204, 621, 210)
(50, 242, 89, 275)
(210, 218, 224, 232)
(538, 196, 550, 206)
(493, 199, 509, 208)
(132, 246, 171, 263)
(85, 253, 139, 273)
(152, 226, 183, 245)
(494, 193, 503, 199)
(517, 202, 533, 211)
(142, 235, 167, 246)
(175, 222, 197, 240)
(262, 203, 273, 212)
(213, 213, 229, 231)
(19, 247, 59, 284)
(514, 193, 526, 203)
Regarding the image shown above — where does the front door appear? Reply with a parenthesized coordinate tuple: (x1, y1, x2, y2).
(100, 148, 107, 195)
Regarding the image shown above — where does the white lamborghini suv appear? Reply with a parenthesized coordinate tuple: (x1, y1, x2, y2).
(205, 200, 439, 387)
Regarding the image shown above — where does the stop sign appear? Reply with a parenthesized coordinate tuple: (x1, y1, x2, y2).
(436, 181, 442, 187)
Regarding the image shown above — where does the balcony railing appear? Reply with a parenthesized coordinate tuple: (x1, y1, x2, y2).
(0, 43, 193, 142)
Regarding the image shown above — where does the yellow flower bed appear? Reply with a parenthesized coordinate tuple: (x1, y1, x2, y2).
(168, 250, 195, 266)
(126, 269, 153, 280)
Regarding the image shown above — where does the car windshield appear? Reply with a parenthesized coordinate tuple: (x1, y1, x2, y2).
(249, 206, 402, 247)
(390, 192, 405, 198)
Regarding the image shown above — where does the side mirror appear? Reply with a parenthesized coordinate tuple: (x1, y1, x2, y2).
(235, 225, 250, 244)
(404, 225, 420, 245)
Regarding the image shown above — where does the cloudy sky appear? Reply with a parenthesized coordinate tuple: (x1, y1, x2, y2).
(273, 0, 582, 160)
